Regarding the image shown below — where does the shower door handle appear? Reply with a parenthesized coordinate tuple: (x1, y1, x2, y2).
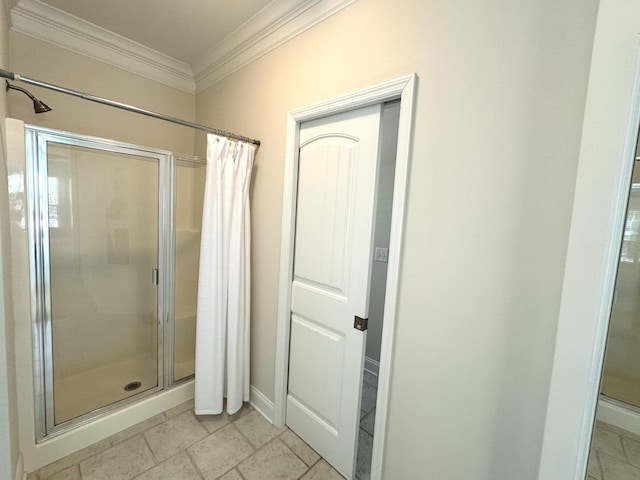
(152, 268, 159, 286)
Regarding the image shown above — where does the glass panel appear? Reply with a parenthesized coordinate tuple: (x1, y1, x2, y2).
(601, 185, 640, 408)
(47, 142, 159, 425)
(173, 160, 205, 381)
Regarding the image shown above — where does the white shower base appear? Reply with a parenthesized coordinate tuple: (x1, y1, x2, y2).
(30, 354, 197, 472)
(597, 397, 640, 437)
(54, 353, 158, 424)
(26, 380, 194, 473)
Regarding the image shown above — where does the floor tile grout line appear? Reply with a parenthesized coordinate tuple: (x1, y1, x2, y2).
(278, 429, 322, 469)
(183, 406, 260, 475)
(127, 439, 205, 480)
(306, 456, 323, 470)
(108, 412, 167, 447)
(225, 413, 318, 476)
(295, 456, 322, 480)
(617, 433, 640, 467)
(243, 435, 312, 480)
(596, 419, 640, 442)
(209, 421, 260, 475)
(357, 425, 374, 480)
(129, 455, 159, 480)
(590, 424, 640, 480)
(233, 424, 305, 475)
(44, 401, 240, 476)
(229, 420, 259, 453)
(230, 412, 288, 451)
(101, 411, 196, 479)
(596, 445, 607, 480)
(140, 432, 160, 466)
(37, 402, 191, 478)
(185, 448, 207, 480)
(144, 409, 210, 462)
(207, 421, 261, 480)
(40, 413, 167, 480)
(593, 449, 603, 480)
(81, 434, 156, 480)
(620, 436, 631, 466)
(218, 465, 243, 480)
(234, 466, 249, 480)
(66, 440, 112, 479)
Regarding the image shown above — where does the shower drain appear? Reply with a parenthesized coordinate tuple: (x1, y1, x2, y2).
(124, 381, 142, 392)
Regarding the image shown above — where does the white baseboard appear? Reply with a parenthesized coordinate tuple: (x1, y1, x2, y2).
(365, 356, 380, 376)
(250, 385, 274, 424)
(597, 398, 640, 437)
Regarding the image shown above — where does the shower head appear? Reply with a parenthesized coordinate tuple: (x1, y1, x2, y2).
(6, 81, 52, 113)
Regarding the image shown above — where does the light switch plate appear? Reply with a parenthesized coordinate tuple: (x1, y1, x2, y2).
(374, 247, 388, 263)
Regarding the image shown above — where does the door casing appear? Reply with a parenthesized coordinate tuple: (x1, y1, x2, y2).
(274, 74, 417, 480)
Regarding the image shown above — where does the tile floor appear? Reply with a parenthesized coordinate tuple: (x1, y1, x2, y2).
(587, 420, 640, 480)
(27, 401, 346, 480)
(356, 371, 378, 480)
(27, 372, 379, 480)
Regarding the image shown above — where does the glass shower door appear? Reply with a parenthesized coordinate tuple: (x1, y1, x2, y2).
(601, 185, 640, 408)
(173, 159, 205, 381)
(39, 140, 163, 427)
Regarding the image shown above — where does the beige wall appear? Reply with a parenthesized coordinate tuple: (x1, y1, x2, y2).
(8, 32, 196, 155)
(196, 0, 598, 478)
(0, 0, 20, 478)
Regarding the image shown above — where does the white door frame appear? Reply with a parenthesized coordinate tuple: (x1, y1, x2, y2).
(273, 74, 416, 480)
(538, 1, 640, 479)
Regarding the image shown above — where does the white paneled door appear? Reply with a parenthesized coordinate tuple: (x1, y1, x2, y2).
(286, 105, 382, 478)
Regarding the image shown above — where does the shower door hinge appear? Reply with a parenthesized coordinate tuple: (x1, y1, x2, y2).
(354, 316, 368, 331)
(152, 268, 159, 285)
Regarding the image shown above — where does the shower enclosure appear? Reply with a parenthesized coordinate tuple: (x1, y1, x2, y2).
(24, 126, 205, 440)
(602, 183, 640, 409)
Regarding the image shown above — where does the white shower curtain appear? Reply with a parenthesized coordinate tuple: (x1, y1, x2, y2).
(195, 133, 255, 415)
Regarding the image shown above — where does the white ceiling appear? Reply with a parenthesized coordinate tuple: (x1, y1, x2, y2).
(36, 0, 275, 65)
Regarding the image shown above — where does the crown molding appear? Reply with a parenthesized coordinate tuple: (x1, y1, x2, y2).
(8, 0, 357, 96)
(193, 0, 357, 93)
(10, 0, 196, 93)
(1, 0, 12, 32)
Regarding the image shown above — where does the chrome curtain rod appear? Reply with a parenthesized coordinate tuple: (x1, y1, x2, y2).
(0, 68, 261, 146)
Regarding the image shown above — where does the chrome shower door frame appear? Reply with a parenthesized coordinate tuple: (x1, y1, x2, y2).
(25, 125, 196, 441)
